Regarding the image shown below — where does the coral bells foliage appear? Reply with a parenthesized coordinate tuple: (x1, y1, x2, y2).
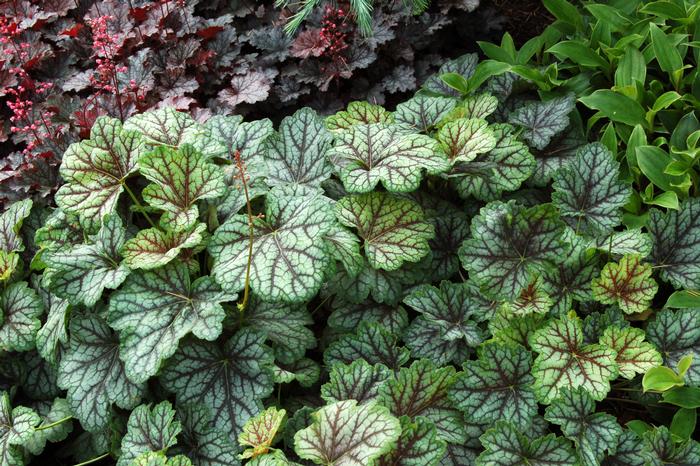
(2, 53, 700, 466)
(0, 0, 488, 207)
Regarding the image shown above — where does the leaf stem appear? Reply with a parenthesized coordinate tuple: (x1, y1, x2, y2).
(123, 182, 157, 229)
(72, 453, 110, 466)
(235, 151, 254, 313)
(34, 415, 72, 431)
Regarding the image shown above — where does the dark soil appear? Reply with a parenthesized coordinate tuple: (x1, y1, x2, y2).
(486, 0, 554, 45)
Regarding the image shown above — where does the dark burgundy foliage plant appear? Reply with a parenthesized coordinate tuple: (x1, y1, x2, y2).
(0, 0, 501, 209)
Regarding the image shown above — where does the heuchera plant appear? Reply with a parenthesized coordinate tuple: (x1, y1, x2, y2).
(1, 53, 700, 466)
(0, 0, 490, 208)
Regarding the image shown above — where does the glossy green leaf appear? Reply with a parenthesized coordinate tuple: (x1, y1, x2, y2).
(450, 343, 537, 429)
(160, 329, 274, 438)
(508, 94, 576, 150)
(648, 199, 700, 289)
(0, 391, 39, 466)
(530, 314, 618, 403)
(210, 187, 335, 302)
(600, 326, 662, 380)
(329, 124, 447, 193)
(326, 102, 393, 132)
(552, 143, 630, 235)
(477, 421, 578, 466)
(58, 314, 143, 432)
(544, 388, 622, 466)
(459, 201, 566, 300)
(44, 215, 129, 306)
(124, 108, 203, 147)
(294, 400, 401, 466)
(55, 116, 143, 233)
(139, 144, 226, 231)
(592, 255, 658, 314)
(0, 281, 43, 352)
(579, 90, 648, 128)
(321, 359, 391, 404)
(335, 192, 434, 271)
(265, 108, 333, 189)
(118, 401, 181, 466)
(109, 262, 232, 383)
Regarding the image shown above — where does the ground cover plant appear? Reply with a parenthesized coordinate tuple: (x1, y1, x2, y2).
(0, 0, 494, 208)
(1, 44, 699, 465)
(2, 0, 700, 465)
(474, 0, 700, 224)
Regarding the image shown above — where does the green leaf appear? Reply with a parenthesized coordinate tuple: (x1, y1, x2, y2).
(378, 360, 464, 443)
(592, 255, 658, 314)
(132, 452, 193, 466)
(459, 201, 567, 300)
(647, 309, 700, 385)
(457, 94, 500, 120)
(649, 23, 683, 73)
(32, 277, 69, 366)
(378, 416, 446, 466)
(600, 327, 662, 380)
(122, 223, 207, 270)
(294, 400, 401, 466)
(423, 54, 479, 96)
(403, 281, 487, 365)
(273, 358, 320, 387)
(328, 299, 408, 336)
(210, 186, 335, 303)
(590, 229, 653, 258)
(243, 297, 315, 364)
(552, 143, 630, 235)
(648, 199, 700, 289)
(265, 108, 333, 189)
(160, 329, 274, 438)
(324, 225, 364, 277)
(642, 427, 700, 465)
(508, 94, 576, 150)
(124, 108, 203, 147)
(662, 387, 700, 409)
(530, 314, 618, 403)
(436, 118, 497, 163)
(326, 102, 393, 132)
(174, 403, 239, 466)
(542, 231, 599, 315)
(489, 312, 546, 349)
(0, 391, 39, 466)
(547, 41, 608, 68)
(57, 314, 143, 432)
(324, 322, 410, 370)
(329, 124, 447, 193)
(109, 262, 232, 383)
(24, 398, 73, 456)
(450, 343, 537, 430)
(0, 281, 43, 352)
(139, 144, 226, 231)
(544, 388, 622, 466)
(393, 95, 457, 133)
(194, 115, 272, 162)
(665, 290, 700, 308)
(0, 200, 32, 280)
(636, 146, 690, 195)
(45, 215, 129, 306)
(579, 90, 648, 128)
(55, 116, 143, 232)
(118, 401, 181, 466)
(450, 124, 535, 201)
(604, 430, 646, 466)
(670, 408, 696, 441)
(239, 407, 285, 460)
(321, 359, 391, 404)
(477, 421, 578, 466)
(335, 192, 434, 271)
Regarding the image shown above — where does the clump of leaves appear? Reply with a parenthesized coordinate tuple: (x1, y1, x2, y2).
(0, 0, 490, 208)
(1, 52, 699, 466)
